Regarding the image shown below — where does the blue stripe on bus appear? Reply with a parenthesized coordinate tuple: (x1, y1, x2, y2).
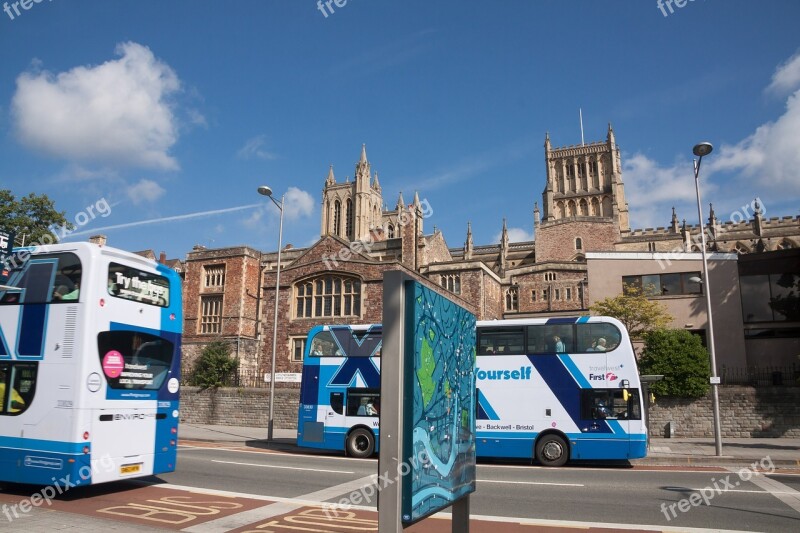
(558, 354, 592, 388)
(529, 354, 613, 434)
(577, 316, 590, 323)
(476, 389, 500, 420)
(544, 317, 579, 325)
(0, 436, 87, 454)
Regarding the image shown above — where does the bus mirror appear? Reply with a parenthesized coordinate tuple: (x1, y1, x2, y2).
(620, 379, 630, 389)
(622, 390, 630, 402)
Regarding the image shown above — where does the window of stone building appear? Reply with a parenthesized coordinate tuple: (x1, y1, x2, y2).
(542, 288, 549, 301)
(776, 239, 794, 250)
(531, 290, 536, 302)
(333, 200, 341, 236)
(647, 242, 656, 252)
(544, 272, 557, 282)
(291, 338, 305, 362)
(555, 288, 560, 300)
(294, 275, 361, 318)
(387, 224, 395, 239)
(575, 238, 583, 251)
(505, 287, 518, 311)
(566, 287, 572, 300)
(346, 198, 354, 239)
(200, 295, 223, 334)
(440, 274, 461, 294)
(204, 264, 225, 289)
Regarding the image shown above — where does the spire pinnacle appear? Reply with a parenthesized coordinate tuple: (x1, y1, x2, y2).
(360, 143, 367, 164)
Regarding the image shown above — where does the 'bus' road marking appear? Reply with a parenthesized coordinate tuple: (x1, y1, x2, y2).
(181, 474, 376, 533)
(479, 479, 584, 487)
(210, 459, 354, 474)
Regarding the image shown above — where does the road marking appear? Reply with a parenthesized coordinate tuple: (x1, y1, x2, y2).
(210, 459, 354, 474)
(179, 475, 377, 532)
(726, 468, 800, 514)
(479, 479, 584, 487)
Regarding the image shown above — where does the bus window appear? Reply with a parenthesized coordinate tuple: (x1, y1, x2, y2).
(310, 331, 341, 356)
(108, 263, 170, 307)
(0, 253, 81, 305)
(576, 323, 621, 353)
(478, 327, 523, 355)
(330, 392, 344, 414)
(98, 331, 174, 390)
(526, 325, 574, 354)
(0, 363, 37, 416)
(581, 389, 640, 420)
(346, 388, 379, 416)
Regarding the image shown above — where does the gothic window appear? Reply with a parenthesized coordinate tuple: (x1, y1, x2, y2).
(578, 161, 587, 189)
(568, 201, 577, 217)
(544, 272, 557, 281)
(203, 265, 225, 289)
(591, 197, 601, 216)
(333, 200, 341, 237)
(387, 224, 395, 238)
(579, 199, 589, 216)
(589, 160, 599, 188)
(575, 238, 583, 251)
(294, 275, 361, 318)
(777, 239, 794, 250)
(566, 164, 576, 192)
(439, 274, 461, 295)
(602, 196, 613, 216)
(734, 242, 750, 255)
(199, 295, 223, 334)
(648, 242, 656, 252)
(557, 201, 566, 219)
(346, 198, 354, 239)
(505, 287, 519, 311)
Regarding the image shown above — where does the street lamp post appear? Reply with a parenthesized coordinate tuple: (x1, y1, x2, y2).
(692, 142, 723, 456)
(258, 185, 284, 442)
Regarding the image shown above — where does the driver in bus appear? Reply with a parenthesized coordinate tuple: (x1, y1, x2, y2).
(0, 369, 25, 413)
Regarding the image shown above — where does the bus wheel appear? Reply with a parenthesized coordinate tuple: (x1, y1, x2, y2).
(346, 428, 375, 458)
(535, 434, 568, 467)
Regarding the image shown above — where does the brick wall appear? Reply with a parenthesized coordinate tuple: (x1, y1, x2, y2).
(647, 386, 800, 438)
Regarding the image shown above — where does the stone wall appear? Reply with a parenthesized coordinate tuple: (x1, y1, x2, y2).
(180, 385, 800, 439)
(647, 386, 800, 438)
(180, 386, 300, 429)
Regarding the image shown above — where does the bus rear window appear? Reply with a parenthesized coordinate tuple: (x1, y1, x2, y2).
(98, 331, 174, 390)
(108, 263, 170, 307)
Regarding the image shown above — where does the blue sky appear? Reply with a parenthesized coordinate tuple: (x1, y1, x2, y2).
(1, 1, 799, 259)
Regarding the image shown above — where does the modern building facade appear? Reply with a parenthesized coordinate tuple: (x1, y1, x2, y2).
(181, 128, 800, 386)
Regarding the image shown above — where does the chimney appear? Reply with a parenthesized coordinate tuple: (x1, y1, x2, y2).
(89, 234, 107, 247)
(159, 251, 167, 264)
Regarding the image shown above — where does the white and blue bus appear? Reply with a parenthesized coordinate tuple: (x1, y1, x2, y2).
(0, 242, 182, 485)
(297, 317, 646, 466)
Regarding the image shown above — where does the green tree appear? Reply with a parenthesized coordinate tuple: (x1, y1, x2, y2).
(638, 329, 710, 398)
(189, 340, 239, 389)
(590, 285, 672, 338)
(0, 189, 72, 246)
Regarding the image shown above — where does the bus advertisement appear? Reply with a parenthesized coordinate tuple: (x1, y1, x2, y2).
(0, 242, 182, 485)
(297, 316, 646, 466)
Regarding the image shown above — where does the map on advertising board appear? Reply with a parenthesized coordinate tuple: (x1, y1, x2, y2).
(401, 280, 476, 525)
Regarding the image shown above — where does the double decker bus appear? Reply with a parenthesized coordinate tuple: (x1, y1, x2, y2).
(297, 317, 646, 466)
(0, 242, 182, 485)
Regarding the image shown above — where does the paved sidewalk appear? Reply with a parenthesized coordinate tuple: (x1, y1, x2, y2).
(178, 422, 800, 468)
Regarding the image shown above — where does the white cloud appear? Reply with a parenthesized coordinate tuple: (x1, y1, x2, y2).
(127, 179, 166, 205)
(766, 50, 800, 95)
(285, 187, 315, 220)
(493, 227, 534, 243)
(236, 135, 277, 160)
(709, 90, 800, 196)
(622, 152, 704, 228)
(12, 42, 181, 170)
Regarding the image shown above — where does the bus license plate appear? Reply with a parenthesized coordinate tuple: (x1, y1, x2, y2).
(120, 463, 142, 475)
